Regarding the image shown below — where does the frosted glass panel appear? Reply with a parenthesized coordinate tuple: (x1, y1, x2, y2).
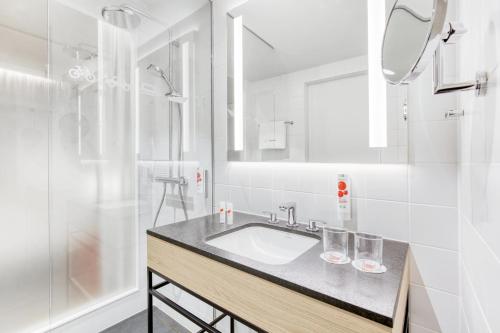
(0, 1, 50, 332)
(48, 1, 137, 323)
(1, 0, 210, 330)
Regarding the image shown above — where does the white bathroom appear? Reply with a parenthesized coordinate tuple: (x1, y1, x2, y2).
(0, 0, 498, 332)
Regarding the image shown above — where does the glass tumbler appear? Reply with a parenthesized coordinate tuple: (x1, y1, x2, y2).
(322, 227, 349, 264)
(354, 233, 384, 273)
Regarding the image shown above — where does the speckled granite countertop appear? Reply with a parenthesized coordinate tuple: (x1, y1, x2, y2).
(147, 212, 409, 327)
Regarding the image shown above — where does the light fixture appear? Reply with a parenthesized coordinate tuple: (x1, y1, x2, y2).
(98, 21, 105, 156)
(182, 41, 190, 153)
(78, 93, 82, 156)
(233, 15, 244, 151)
(135, 67, 140, 155)
(0, 67, 53, 84)
(367, 0, 387, 148)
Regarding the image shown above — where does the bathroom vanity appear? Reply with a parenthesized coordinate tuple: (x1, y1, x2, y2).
(147, 212, 409, 333)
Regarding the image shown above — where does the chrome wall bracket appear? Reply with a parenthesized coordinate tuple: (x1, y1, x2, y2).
(433, 22, 488, 96)
(445, 109, 465, 119)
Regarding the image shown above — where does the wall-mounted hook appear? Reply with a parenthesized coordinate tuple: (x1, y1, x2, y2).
(402, 100, 408, 121)
(445, 109, 464, 119)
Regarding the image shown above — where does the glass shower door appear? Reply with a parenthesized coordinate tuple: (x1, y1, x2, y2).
(0, 0, 212, 331)
(48, 0, 137, 325)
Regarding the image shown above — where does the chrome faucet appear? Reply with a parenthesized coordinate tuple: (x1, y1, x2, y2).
(279, 202, 298, 228)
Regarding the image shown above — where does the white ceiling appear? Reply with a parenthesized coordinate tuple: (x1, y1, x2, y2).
(0, 0, 48, 39)
(59, 0, 208, 45)
(229, 0, 368, 81)
(0, 0, 208, 76)
(0, 0, 208, 46)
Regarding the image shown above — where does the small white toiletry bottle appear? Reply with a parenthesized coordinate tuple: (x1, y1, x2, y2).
(336, 174, 351, 222)
(196, 168, 205, 194)
(219, 202, 226, 224)
(226, 202, 234, 225)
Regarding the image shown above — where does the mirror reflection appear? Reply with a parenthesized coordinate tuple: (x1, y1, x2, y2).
(227, 0, 408, 163)
(382, 0, 436, 84)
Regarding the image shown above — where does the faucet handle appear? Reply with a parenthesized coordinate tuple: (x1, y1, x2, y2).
(306, 219, 323, 232)
(262, 211, 279, 224)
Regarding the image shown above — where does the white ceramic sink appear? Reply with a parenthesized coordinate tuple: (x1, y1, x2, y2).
(206, 225, 319, 265)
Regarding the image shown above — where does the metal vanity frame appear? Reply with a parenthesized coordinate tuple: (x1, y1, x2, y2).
(148, 267, 265, 333)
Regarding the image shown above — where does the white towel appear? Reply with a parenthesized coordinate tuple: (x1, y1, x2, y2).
(259, 121, 286, 150)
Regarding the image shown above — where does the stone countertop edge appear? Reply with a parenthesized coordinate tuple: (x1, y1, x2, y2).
(146, 212, 409, 328)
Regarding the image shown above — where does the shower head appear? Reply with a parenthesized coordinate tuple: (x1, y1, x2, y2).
(146, 64, 187, 103)
(101, 6, 141, 29)
(146, 64, 167, 77)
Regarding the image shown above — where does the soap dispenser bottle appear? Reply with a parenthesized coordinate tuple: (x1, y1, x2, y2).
(219, 202, 226, 224)
(337, 174, 351, 222)
(226, 202, 234, 225)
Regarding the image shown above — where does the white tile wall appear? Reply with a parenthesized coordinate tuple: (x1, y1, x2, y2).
(460, 264, 492, 333)
(457, 0, 500, 331)
(407, 61, 460, 331)
(410, 244, 458, 294)
(215, 162, 410, 230)
(357, 199, 409, 241)
(460, 217, 500, 332)
(410, 204, 458, 251)
(409, 163, 457, 207)
(410, 285, 459, 333)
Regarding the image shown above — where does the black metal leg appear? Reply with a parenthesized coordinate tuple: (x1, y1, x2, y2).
(197, 314, 226, 333)
(147, 269, 263, 333)
(403, 295, 409, 333)
(148, 270, 153, 333)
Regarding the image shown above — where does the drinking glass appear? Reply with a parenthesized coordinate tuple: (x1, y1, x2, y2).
(322, 226, 349, 264)
(354, 232, 384, 273)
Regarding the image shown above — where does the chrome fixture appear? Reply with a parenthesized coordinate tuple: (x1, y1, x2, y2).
(101, 5, 141, 29)
(433, 22, 488, 96)
(262, 211, 279, 224)
(306, 219, 321, 232)
(148, 63, 189, 227)
(279, 202, 298, 228)
(153, 176, 188, 186)
(101, 5, 164, 29)
(382, 0, 488, 96)
(445, 109, 465, 119)
(153, 176, 189, 228)
(147, 64, 188, 104)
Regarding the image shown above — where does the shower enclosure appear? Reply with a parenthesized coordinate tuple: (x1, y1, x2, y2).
(0, 0, 212, 332)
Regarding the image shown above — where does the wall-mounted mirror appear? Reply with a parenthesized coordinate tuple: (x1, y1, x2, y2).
(226, 0, 408, 163)
(382, 0, 445, 85)
(382, 0, 488, 95)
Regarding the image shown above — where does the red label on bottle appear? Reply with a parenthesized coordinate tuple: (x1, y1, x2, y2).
(338, 181, 347, 191)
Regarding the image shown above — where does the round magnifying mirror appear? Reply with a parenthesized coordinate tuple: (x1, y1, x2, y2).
(382, 0, 448, 84)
